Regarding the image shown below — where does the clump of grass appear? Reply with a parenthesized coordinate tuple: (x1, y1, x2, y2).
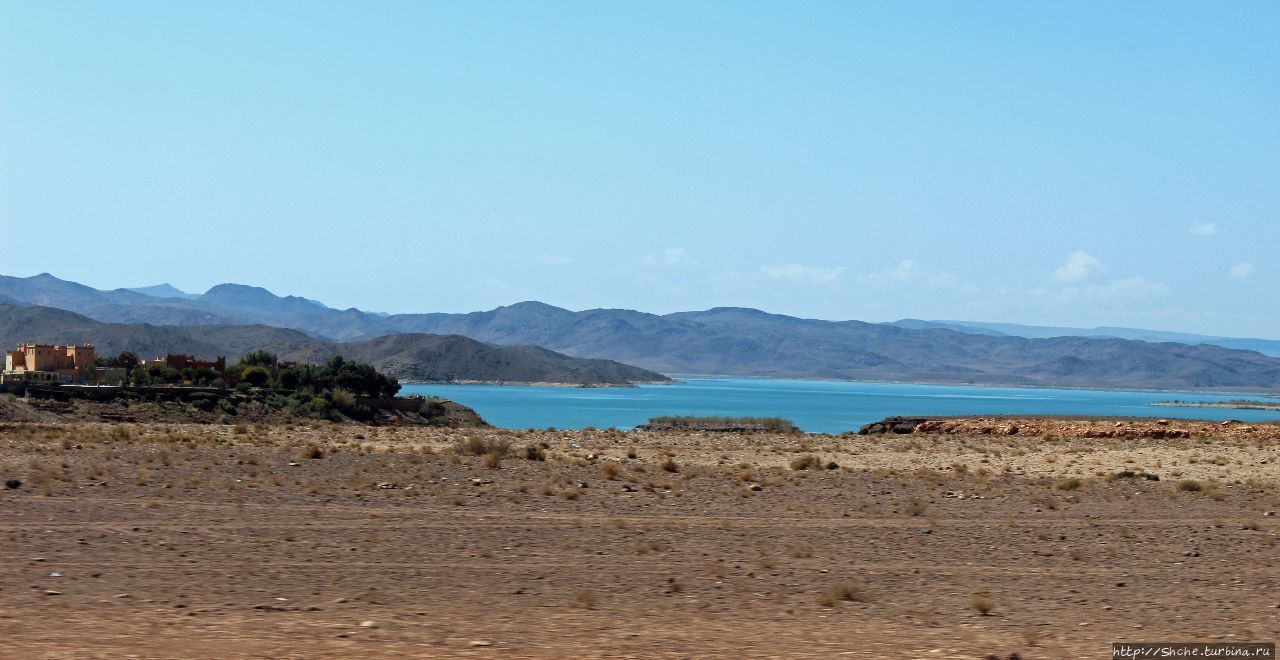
(661, 458, 680, 473)
(524, 445, 546, 461)
(1176, 479, 1203, 492)
(454, 436, 510, 457)
(1054, 477, 1083, 491)
(233, 424, 249, 435)
(301, 444, 325, 460)
(600, 462, 621, 479)
(790, 455, 821, 471)
(904, 498, 926, 517)
(482, 451, 503, 469)
(969, 593, 995, 615)
(823, 582, 868, 605)
(574, 590, 596, 608)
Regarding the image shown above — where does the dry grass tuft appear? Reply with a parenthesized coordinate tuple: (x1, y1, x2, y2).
(455, 436, 510, 457)
(790, 454, 821, 471)
(826, 581, 868, 604)
(969, 593, 995, 615)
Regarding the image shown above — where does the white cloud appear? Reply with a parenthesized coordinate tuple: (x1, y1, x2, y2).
(1189, 222, 1220, 236)
(1085, 276, 1169, 299)
(761, 264, 847, 286)
(854, 260, 969, 292)
(1228, 261, 1254, 279)
(639, 247, 690, 267)
(535, 254, 573, 266)
(1051, 250, 1103, 283)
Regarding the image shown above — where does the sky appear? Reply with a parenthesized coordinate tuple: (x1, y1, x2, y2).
(1, 2, 1277, 337)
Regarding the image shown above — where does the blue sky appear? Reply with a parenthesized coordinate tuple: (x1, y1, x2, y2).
(2, 2, 1276, 337)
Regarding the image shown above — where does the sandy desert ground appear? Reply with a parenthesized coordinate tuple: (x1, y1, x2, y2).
(2, 418, 1278, 658)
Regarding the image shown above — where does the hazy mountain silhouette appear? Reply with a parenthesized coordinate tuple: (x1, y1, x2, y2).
(0, 304, 668, 386)
(3, 272, 1279, 390)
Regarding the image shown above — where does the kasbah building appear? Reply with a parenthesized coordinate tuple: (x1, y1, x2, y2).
(1, 343, 118, 384)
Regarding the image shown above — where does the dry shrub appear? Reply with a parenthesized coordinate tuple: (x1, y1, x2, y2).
(455, 435, 509, 456)
(600, 462, 621, 479)
(790, 455, 821, 471)
(969, 593, 995, 615)
(661, 458, 680, 473)
(482, 451, 503, 469)
(1054, 477, 1083, 491)
(827, 582, 868, 603)
(1176, 479, 1203, 492)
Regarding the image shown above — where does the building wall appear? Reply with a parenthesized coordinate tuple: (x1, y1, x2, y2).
(3, 344, 99, 383)
(164, 354, 227, 373)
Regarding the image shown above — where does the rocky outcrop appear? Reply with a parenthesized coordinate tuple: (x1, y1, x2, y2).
(857, 417, 929, 435)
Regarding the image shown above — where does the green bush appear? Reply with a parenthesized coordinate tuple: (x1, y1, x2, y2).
(241, 366, 270, 387)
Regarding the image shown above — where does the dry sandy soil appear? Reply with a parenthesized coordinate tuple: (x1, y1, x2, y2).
(1, 418, 1278, 658)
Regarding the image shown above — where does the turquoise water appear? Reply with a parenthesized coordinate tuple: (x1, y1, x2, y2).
(400, 378, 1280, 434)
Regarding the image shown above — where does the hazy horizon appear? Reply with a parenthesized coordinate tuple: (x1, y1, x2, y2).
(3, 3, 1276, 337)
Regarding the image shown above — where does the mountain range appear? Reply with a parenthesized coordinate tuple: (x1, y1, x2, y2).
(889, 319, 1280, 357)
(0, 304, 668, 386)
(2, 272, 1279, 391)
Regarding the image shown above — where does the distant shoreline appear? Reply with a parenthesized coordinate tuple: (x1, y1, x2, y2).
(405, 374, 1280, 397)
(400, 379, 672, 388)
(657, 374, 1280, 398)
(1152, 400, 1280, 411)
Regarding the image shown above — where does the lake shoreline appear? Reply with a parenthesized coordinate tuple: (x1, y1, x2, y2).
(398, 379, 672, 388)
(659, 374, 1280, 397)
(1153, 400, 1280, 411)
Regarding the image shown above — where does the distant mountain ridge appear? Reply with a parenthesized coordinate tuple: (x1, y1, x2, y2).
(889, 320, 1280, 357)
(0, 304, 668, 386)
(125, 283, 199, 300)
(3, 272, 1280, 391)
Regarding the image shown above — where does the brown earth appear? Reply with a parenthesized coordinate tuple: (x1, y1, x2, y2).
(1, 418, 1278, 658)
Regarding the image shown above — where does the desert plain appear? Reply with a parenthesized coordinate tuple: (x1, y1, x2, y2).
(2, 417, 1278, 658)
